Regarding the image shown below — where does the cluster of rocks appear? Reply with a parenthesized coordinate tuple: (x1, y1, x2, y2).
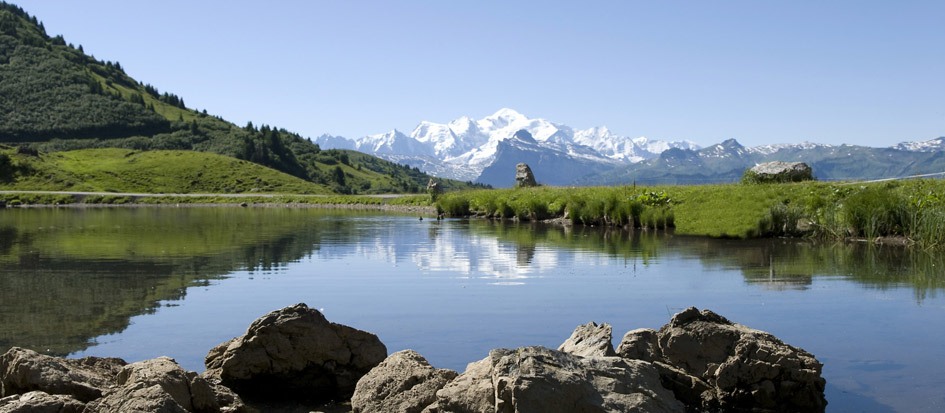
(1, 304, 827, 412)
(0, 349, 248, 412)
(352, 308, 827, 412)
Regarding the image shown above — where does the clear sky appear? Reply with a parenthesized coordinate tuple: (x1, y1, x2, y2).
(12, 0, 945, 147)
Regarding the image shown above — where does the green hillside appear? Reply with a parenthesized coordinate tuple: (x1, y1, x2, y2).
(0, 145, 333, 194)
(0, 2, 484, 194)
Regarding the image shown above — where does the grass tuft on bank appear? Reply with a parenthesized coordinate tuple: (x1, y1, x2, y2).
(435, 179, 945, 248)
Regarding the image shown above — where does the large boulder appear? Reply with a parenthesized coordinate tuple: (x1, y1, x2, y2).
(515, 163, 537, 187)
(655, 307, 826, 411)
(351, 350, 457, 413)
(558, 321, 616, 357)
(744, 161, 813, 183)
(428, 346, 684, 413)
(0, 347, 125, 402)
(204, 303, 387, 403)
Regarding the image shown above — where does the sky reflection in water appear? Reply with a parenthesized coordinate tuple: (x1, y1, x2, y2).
(1, 207, 943, 411)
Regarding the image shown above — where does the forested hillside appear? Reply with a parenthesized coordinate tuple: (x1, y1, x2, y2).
(0, 2, 485, 194)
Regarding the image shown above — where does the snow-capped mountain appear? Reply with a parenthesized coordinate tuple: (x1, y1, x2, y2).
(893, 137, 945, 152)
(313, 108, 699, 183)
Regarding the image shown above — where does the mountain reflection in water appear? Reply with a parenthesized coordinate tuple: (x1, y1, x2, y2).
(1, 207, 943, 412)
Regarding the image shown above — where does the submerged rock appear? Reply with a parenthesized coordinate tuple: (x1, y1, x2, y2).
(351, 350, 457, 413)
(204, 303, 387, 404)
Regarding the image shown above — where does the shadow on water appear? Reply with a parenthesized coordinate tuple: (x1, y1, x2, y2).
(825, 383, 896, 413)
(0, 207, 373, 355)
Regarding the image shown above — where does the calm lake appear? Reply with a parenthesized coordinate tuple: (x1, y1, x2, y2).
(1, 207, 943, 411)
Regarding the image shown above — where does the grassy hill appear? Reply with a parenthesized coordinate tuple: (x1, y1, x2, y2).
(0, 145, 332, 194)
(0, 2, 485, 194)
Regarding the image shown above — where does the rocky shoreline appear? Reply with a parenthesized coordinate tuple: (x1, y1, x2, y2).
(0, 304, 826, 412)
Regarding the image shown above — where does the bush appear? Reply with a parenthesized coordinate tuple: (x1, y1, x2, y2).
(436, 196, 470, 216)
(842, 186, 909, 238)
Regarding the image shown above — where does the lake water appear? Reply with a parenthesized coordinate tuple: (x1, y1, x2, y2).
(1, 206, 943, 411)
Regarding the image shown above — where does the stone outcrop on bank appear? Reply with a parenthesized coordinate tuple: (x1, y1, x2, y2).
(204, 303, 387, 404)
(1, 305, 827, 412)
(354, 307, 827, 413)
(0, 348, 249, 413)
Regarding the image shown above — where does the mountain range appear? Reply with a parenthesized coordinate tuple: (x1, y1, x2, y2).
(314, 108, 700, 186)
(314, 109, 945, 187)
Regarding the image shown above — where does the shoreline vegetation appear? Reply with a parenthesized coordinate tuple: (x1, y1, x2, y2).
(432, 179, 945, 248)
(4, 177, 945, 248)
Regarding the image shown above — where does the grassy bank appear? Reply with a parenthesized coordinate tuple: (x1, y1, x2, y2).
(434, 179, 945, 248)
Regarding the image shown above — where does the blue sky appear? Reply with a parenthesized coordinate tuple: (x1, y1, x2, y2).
(13, 0, 945, 147)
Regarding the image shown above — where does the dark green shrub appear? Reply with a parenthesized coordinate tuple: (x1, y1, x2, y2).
(842, 186, 909, 238)
(436, 197, 470, 217)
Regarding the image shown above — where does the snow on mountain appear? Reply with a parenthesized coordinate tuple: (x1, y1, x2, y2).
(312, 134, 355, 150)
(747, 141, 831, 155)
(314, 109, 700, 181)
(355, 129, 433, 157)
(893, 137, 945, 152)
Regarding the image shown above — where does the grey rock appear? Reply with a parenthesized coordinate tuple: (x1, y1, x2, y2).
(352, 350, 457, 413)
(514, 163, 537, 187)
(616, 328, 661, 362)
(204, 303, 387, 403)
(0, 347, 125, 402)
(748, 161, 813, 183)
(86, 356, 250, 413)
(426, 179, 440, 196)
(0, 391, 85, 413)
(429, 346, 684, 413)
(558, 321, 616, 357)
(657, 307, 827, 411)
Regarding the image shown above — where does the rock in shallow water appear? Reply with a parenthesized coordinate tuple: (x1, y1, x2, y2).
(351, 350, 457, 413)
(656, 307, 827, 411)
(204, 303, 387, 404)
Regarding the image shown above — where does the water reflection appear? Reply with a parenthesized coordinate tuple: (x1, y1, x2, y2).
(0, 207, 362, 355)
(1, 208, 944, 412)
(2, 208, 943, 357)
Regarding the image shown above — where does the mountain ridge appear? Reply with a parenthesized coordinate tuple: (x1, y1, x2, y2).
(314, 108, 699, 183)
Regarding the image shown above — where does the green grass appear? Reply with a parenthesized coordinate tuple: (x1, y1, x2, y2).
(435, 179, 945, 248)
(0, 146, 332, 194)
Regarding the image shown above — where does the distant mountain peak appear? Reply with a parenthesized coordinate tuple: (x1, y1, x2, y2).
(512, 129, 537, 143)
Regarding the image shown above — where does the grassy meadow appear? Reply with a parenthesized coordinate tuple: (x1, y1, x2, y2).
(434, 179, 945, 248)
